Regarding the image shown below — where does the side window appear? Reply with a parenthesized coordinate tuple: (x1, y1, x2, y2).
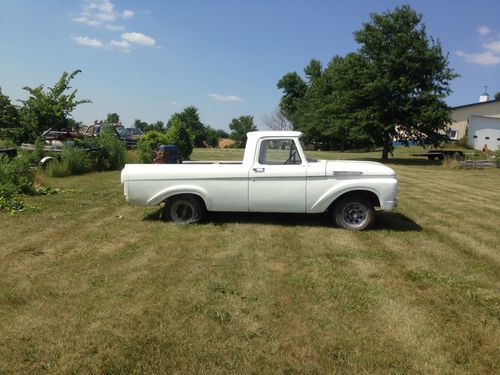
(258, 139, 302, 165)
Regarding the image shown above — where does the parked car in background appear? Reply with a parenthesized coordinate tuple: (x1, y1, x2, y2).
(84, 123, 141, 148)
(125, 127, 144, 137)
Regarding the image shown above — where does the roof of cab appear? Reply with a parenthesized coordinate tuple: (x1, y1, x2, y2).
(246, 131, 303, 140)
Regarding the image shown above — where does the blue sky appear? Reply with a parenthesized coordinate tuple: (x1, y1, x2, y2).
(1, 0, 499, 131)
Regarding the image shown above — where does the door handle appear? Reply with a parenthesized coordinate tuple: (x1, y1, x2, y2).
(253, 167, 265, 173)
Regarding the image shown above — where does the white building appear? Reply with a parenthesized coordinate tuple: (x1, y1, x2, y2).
(468, 115, 500, 151)
(447, 91, 500, 150)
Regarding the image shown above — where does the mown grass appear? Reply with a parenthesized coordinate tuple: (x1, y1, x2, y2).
(0, 148, 498, 373)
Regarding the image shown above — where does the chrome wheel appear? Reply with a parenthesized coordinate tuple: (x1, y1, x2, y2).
(165, 196, 203, 224)
(333, 195, 375, 231)
(342, 203, 368, 228)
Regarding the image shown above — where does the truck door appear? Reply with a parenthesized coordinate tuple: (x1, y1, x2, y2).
(248, 138, 306, 213)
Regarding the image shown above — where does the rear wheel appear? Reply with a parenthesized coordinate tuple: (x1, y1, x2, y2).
(333, 195, 375, 231)
(164, 195, 204, 224)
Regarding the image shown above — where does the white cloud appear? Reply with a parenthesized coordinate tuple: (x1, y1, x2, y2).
(208, 93, 243, 102)
(121, 32, 156, 46)
(455, 26, 500, 65)
(483, 41, 500, 53)
(122, 10, 134, 18)
(72, 16, 102, 27)
(478, 25, 490, 36)
(108, 39, 130, 52)
(105, 24, 125, 31)
(71, 1, 156, 53)
(72, 35, 103, 48)
(71, 0, 133, 29)
(170, 101, 182, 106)
(455, 50, 500, 65)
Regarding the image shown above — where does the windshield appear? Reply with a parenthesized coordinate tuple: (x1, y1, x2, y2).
(114, 126, 127, 137)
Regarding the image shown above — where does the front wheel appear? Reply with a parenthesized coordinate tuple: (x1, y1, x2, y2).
(333, 196, 375, 231)
(164, 195, 204, 224)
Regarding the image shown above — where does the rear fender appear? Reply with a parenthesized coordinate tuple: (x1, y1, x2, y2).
(147, 185, 211, 207)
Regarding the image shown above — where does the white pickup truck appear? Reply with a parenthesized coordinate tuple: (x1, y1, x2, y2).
(121, 131, 398, 230)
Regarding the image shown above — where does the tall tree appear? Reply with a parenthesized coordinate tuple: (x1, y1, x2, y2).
(353, 5, 457, 159)
(229, 115, 257, 147)
(169, 106, 206, 147)
(297, 54, 373, 151)
(277, 72, 307, 122)
(19, 70, 90, 140)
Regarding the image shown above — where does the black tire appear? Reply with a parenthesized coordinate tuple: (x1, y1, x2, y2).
(164, 195, 204, 224)
(333, 195, 375, 231)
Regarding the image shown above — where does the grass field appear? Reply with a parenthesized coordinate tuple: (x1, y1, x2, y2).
(1, 147, 499, 373)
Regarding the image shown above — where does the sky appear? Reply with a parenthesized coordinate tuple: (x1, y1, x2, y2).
(1, 0, 499, 131)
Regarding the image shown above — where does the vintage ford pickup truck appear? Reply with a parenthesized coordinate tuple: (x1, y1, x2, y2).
(121, 131, 398, 230)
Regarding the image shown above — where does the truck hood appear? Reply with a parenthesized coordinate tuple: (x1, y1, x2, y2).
(325, 160, 395, 177)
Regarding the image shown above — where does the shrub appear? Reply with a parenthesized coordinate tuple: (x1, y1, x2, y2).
(0, 138, 16, 148)
(164, 118, 193, 160)
(90, 132, 126, 171)
(0, 154, 34, 194)
(137, 131, 170, 163)
(457, 135, 470, 149)
(46, 148, 93, 177)
(0, 154, 35, 213)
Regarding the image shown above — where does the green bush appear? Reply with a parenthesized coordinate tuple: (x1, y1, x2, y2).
(46, 132, 126, 176)
(0, 138, 16, 148)
(137, 131, 170, 163)
(0, 154, 35, 213)
(90, 132, 126, 171)
(165, 118, 193, 160)
(457, 135, 470, 149)
(46, 148, 93, 177)
(0, 154, 34, 194)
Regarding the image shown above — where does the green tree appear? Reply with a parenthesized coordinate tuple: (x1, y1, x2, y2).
(277, 72, 307, 122)
(277, 6, 457, 159)
(19, 70, 91, 141)
(165, 117, 193, 159)
(229, 115, 257, 147)
(106, 113, 120, 124)
(149, 121, 165, 132)
(0, 88, 21, 143)
(168, 106, 206, 147)
(495, 92, 500, 100)
(353, 5, 457, 159)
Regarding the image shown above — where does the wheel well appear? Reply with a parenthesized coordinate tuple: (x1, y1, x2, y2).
(329, 190, 380, 211)
(164, 193, 207, 211)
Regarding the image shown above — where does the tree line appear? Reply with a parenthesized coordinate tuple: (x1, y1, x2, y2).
(0, 70, 259, 152)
